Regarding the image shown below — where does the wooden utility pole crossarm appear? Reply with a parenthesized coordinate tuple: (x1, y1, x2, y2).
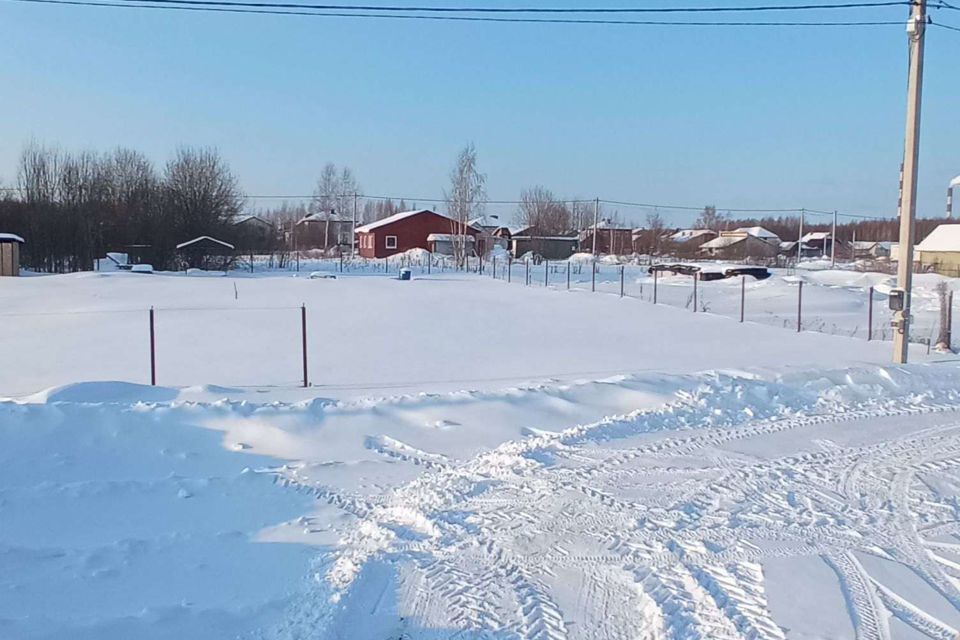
(893, 0, 927, 364)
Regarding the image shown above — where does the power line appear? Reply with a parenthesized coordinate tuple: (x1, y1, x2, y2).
(3, 0, 910, 24)
(105, 0, 915, 13)
(931, 18, 960, 29)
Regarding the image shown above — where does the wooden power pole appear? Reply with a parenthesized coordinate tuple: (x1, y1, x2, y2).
(893, 0, 927, 364)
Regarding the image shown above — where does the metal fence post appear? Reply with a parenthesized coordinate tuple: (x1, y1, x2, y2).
(544, 260, 549, 287)
(525, 259, 530, 286)
(301, 304, 309, 388)
(868, 286, 874, 341)
(508, 257, 512, 283)
(693, 273, 698, 312)
(740, 276, 745, 323)
(492, 256, 496, 279)
(566, 261, 571, 290)
(620, 265, 624, 297)
(797, 280, 803, 333)
(653, 269, 658, 304)
(591, 260, 596, 292)
(149, 306, 156, 386)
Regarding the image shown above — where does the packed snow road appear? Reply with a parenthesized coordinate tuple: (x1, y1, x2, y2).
(261, 367, 960, 639)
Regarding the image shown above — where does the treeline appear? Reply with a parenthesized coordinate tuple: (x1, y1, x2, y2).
(0, 143, 244, 272)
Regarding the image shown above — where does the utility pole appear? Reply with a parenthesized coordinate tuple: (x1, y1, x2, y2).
(351, 193, 358, 258)
(831, 210, 837, 267)
(893, 0, 927, 364)
(797, 208, 805, 263)
(592, 198, 600, 255)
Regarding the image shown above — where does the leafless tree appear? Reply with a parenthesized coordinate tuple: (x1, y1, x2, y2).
(444, 143, 486, 267)
(695, 205, 723, 231)
(640, 210, 666, 255)
(310, 163, 360, 251)
(517, 186, 571, 235)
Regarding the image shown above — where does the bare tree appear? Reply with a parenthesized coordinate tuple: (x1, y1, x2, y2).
(310, 163, 360, 252)
(641, 210, 666, 255)
(695, 205, 723, 231)
(444, 143, 486, 267)
(517, 186, 571, 235)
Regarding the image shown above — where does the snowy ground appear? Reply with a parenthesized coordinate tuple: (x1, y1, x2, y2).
(3, 269, 960, 639)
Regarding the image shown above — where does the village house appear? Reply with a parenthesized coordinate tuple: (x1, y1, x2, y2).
(232, 215, 276, 249)
(850, 240, 892, 260)
(916, 224, 960, 276)
(664, 229, 718, 255)
(294, 211, 353, 251)
(734, 226, 781, 244)
(699, 231, 778, 260)
(579, 219, 633, 255)
(355, 209, 479, 259)
(800, 231, 834, 256)
(509, 227, 579, 260)
(0, 233, 24, 276)
(468, 214, 510, 254)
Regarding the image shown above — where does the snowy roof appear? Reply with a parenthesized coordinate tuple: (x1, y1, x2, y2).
(234, 215, 273, 226)
(917, 224, 960, 252)
(700, 235, 748, 249)
(592, 218, 632, 230)
(426, 233, 475, 242)
(175, 236, 235, 250)
(669, 229, 716, 242)
(801, 231, 832, 242)
(468, 214, 505, 229)
(735, 226, 779, 241)
(297, 211, 350, 224)
(355, 210, 439, 233)
(850, 241, 881, 250)
(0, 233, 25, 243)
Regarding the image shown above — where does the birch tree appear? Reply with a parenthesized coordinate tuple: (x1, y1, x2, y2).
(444, 143, 486, 267)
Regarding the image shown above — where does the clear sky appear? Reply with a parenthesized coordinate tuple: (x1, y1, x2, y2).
(1, 0, 958, 227)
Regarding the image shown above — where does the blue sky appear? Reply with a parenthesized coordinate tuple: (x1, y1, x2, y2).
(0, 0, 958, 227)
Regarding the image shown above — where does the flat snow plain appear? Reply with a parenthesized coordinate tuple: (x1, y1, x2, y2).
(3, 269, 960, 639)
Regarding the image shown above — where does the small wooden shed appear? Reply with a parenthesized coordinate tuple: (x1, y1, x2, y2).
(0, 233, 24, 276)
(175, 235, 235, 270)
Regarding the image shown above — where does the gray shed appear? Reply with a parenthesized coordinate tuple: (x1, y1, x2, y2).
(0, 233, 24, 277)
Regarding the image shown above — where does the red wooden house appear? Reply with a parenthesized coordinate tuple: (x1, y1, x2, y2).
(355, 209, 480, 258)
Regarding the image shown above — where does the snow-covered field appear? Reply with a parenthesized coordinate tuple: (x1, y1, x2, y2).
(3, 269, 960, 639)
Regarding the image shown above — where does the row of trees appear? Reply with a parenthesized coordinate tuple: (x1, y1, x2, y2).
(0, 143, 243, 271)
(1, 140, 946, 270)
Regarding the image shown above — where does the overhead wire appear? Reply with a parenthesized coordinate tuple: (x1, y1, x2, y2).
(1, 0, 911, 25)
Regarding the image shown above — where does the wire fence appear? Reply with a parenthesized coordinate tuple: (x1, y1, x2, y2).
(483, 257, 955, 350)
(2, 257, 954, 395)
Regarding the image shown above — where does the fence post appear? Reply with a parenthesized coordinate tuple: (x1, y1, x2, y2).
(492, 256, 496, 279)
(693, 273, 698, 312)
(544, 260, 549, 287)
(620, 265, 625, 297)
(507, 257, 512, 283)
(591, 260, 596, 292)
(868, 286, 874, 341)
(525, 259, 530, 286)
(653, 269, 658, 304)
(250, 250, 254, 273)
(566, 261, 571, 290)
(149, 306, 156, 386)
(301, 304, 309, 388)
(797, 280, 803, 333)
(740, 276, 746, 323)
(949, 291, 954, 350)
(340, 254, 344, 273)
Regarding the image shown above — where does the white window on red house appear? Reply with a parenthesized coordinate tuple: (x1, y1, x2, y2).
(385, 235, 397, 249)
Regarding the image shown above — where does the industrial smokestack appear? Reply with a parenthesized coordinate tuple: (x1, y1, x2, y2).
(949, 175, 960, 219)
